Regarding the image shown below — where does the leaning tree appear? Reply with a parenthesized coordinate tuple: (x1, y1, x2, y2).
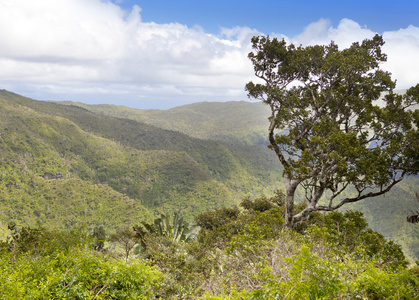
(246, 34, 419, 228)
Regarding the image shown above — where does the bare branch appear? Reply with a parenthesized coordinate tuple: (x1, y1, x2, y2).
(317, 176, 404, 211)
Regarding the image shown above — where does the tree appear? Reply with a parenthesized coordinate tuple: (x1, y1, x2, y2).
(92, 226, 105, 251)
(245, 34, 419, 228)
(109, 227, 137, 262)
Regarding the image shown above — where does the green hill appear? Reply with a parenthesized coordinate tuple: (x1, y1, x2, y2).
(0, 90, 282, 239)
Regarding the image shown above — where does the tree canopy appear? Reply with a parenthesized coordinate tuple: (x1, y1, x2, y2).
(245, 34, 419, 228)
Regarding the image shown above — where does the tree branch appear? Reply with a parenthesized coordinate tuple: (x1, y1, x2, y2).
(317, 176, 404, 211)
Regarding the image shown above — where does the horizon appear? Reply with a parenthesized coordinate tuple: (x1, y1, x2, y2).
(1, 0, 418, 109)
(1, 87, 411, 112)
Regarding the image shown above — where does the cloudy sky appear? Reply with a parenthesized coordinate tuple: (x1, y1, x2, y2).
(1, 0, 418, 109)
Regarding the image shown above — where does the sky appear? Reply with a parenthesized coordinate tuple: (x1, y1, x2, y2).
(0, 0, 418, 109)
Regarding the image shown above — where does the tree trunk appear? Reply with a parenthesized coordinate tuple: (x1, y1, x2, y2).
(284, 176, 298, 229)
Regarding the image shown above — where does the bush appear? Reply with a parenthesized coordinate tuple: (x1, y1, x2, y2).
(352, 263, 419, 299)
(250, 244, 345, 300)
(240, 189, 285, 212)
(306, 210, 409, 269)
(195, 206, 240, 230)
(0, 226, 161, 299)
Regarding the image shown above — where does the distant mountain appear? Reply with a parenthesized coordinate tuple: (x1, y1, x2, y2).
(56, 100, 272, 146)
(0, 90, 282, 239)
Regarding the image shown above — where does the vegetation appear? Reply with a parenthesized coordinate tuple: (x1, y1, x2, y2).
(0, 225, 161, 299)
(2, 195, 418, 299)
(348, 179, 419, 261)
(246, 34, 419, 228)
(134, 212, 200, 249)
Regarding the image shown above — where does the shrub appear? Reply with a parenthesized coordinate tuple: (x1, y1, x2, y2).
(0, 226, 161, 299)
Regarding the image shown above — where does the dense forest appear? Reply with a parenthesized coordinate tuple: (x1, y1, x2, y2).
(1, 89, 419, 298)
(0, 90, 284, 238)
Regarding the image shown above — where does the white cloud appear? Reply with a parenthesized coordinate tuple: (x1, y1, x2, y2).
(0, 0, 129, 60)
(382, 25, 419, 89)
(0, 0, 418, 108)
(0, 0, 259, 107)
(288, 18, 419, 90)
(293, 18, 376, 48)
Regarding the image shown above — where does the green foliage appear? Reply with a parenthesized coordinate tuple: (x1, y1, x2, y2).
(247, 243, 418, 300)
(240, 196, 275, 212)
(251, 244, 345, 300)
(306, 210, 408, 270)
(2, 197, 418, 299)
(147, 196, 416, 299)
(0, 249, 161, 299)
(195, 206, 241, 230)
(138, 235, 209, 298)
(127, 213, 203, 297)
(134, 212, 200, 252)
(0, 226, 161, 299)
(352, 262, 419, 299)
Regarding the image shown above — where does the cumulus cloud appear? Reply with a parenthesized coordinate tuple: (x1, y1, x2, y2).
(0, 0, 261, 107)
(0, 0, 418, 108)
(382, 25, 419, 89)
(293, 18, 376, 47)
(289, 18, 419, 90)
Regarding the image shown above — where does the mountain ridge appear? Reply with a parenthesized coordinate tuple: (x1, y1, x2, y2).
(55, 99, 272, 146)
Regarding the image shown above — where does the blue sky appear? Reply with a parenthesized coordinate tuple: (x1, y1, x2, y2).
(120, 0, 419, 36)
(0, 0, 418, 109)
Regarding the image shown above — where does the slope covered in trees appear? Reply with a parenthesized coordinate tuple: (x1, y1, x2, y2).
(1, 89, 419, 261)
(0, 90, 282, 238)
(1, 89, 419, 299)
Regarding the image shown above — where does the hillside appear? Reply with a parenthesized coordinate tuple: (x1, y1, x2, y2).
(56, 100, 272, 146)
(0, 90, 282, 238)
